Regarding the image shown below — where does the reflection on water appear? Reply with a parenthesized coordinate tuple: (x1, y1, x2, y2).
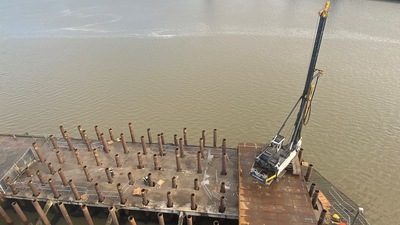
(1, 0, 399, 224)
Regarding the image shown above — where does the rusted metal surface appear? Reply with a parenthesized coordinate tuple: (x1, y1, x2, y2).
(11, 201, 30, 225)
(0, 132, 238, 219)
(128, 216, 137, 225)
(58, 202, 73, 225)
(238, 142, 316, 225)
(0, 133, 369, 224)
(31, 199, 51, 225)
(0, 205, 13, 225)
(81, 204, 95, 225)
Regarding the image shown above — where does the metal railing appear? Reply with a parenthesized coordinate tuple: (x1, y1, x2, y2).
(0, 148, 35, 193)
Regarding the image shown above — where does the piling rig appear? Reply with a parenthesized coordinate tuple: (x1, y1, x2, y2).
(251, 1, 330, 185)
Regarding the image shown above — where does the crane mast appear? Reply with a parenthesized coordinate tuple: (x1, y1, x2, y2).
(292, 2, 330, 146)
(251, 2, 330, 185)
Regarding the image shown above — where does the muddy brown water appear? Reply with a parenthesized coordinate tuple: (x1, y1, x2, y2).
(1, 0, 399, 224)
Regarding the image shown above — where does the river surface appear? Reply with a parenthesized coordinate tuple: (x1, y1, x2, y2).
(1, 0, 399, 224)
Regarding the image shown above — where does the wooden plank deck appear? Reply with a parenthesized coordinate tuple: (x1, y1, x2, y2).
(238, 142, 316, 225)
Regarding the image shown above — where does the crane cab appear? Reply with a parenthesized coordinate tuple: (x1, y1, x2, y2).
(271, 134, 285, 151)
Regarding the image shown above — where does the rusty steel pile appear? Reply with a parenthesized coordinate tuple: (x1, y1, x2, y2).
(0, 123, 238, 225)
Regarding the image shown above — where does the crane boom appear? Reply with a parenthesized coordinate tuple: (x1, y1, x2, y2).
(251, 2, 330, 185)
(292, 1, 330, 145)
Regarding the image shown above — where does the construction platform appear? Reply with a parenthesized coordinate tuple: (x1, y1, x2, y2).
(0, 127, 238, 222)
(238, 142, 316, 225)
(0, 125, 368, 225)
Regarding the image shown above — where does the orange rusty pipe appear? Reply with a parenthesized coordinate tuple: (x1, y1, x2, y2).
(109, 128, 115, 141)
(93, 148, 102, 166)
(157, 212, 165, 225)
(190, 193, 197, 210)
(47, 162, 56, 175)
(186, 215, 193, 225)
(147, 173, 154, 187)
(56, 151, 65, 164)
(105, 167, 113, 184)
(11, 201, 29, 225)
(28, 180, 40, 197)
(58, 202, 73, 225)
(60, 125, 66, 138)
(128, 172, 135, 185)
(36, 170, 47, 185)
(81, 204, 94, 225)
(58, 168, 68, 186)
(157, 134, 164, 156)
(74, 149, 83, 165)
(50, 134, 58, 149)
(199, 138, 205, 159)
(128, 122, 136, 143)
(100, 133, 110, 153)
(64, 131, 75, 151)
(172, 176, 177, 189)
(147, 128, 153, 144)
(32, 199, 51, 225)
(221, 153, 227, 175)
(32, 142, 45, 162)
(95, 183, 105, 203)
(179, 138, 185, 157)
(141, 189, 149, 205)
(137, 152, 144, 169)
(78, 125, 84, 139)
(83, 165, 93, 182)
(0, 205, 13, 225)
(108, 206, 119, 225)
(117, 183, 127, 204)
(121, 133, 129, 154)
(48, 178, 60, 199)
(6, 176, 18, 194)
(69, 179, 81, 200)
(175, 149, 182, 171)
(25, 167, 32, 177)
(161, 133, 165, 145)
(141, 136, 147, 155)
(167, 191, 173, 208)
(115, 154, 122, 167)
(94, 125, 101, 140)
(128, 216, 137, 225)
(153, 154, 160, 170)
(83, 130, 92, 152)
(194, 178, 199, 191)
